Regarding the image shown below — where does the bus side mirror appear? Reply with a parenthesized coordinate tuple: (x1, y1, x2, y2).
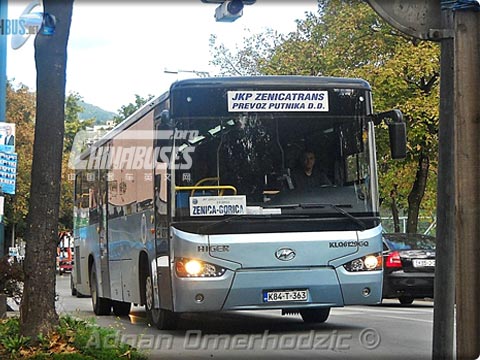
(158, 109, 174, 128)
(371, 109, 407, 160)
(154, 109, 174, 151)
(388, 122, 407, 159)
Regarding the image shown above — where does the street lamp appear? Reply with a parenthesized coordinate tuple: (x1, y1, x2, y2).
(164, 68, 210, 78)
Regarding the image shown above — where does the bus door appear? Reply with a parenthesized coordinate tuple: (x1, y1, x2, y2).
(154, 148, 174, 310)
(97, 169, 111, 299)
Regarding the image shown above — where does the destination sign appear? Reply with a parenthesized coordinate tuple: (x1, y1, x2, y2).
(189, 195, 247, 217)
(227, 91, 329, 112)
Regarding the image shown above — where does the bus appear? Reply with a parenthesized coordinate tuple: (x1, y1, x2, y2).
(71, 76, 406, 329)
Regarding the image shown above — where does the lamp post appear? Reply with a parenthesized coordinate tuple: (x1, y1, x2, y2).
(0, 0, 8, 258)
(164, 68, 210, 78)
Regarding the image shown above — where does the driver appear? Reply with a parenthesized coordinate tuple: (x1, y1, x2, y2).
(292, 150, 331, 189)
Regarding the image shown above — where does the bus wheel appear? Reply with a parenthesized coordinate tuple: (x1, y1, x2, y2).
(90, 265, 111, 315)
(300, 308, 331, 323)
(399, 296, 414, 305)
(144, 273, 177, 330)
(112, 300, 131, 316)
(70, 273, 77, 296)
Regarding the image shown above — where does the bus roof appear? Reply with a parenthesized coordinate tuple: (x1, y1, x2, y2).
(170, 76, 372, 92)
(74, 76, 371, 165)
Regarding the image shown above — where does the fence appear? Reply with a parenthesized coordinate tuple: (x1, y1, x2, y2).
(380, 216, 436, 236)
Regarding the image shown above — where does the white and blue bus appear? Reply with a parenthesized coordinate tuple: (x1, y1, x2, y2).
(71, 76, 406, 329)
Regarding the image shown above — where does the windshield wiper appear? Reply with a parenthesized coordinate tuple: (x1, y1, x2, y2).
(191, 203, 366, 232)
(306, 203, 367, 230)
(196, 213, 309, 233)
(267, 202, 367, 230)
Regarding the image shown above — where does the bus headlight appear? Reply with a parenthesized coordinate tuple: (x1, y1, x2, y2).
(175, 258, 227, 277)
(343, 253, 382, 272)
(185, 259, 202, 275)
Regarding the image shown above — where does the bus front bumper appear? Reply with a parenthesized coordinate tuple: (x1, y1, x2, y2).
(172, 267, 382, 313)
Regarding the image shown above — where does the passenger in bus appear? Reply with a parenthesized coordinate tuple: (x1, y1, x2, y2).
(292, 150, 331, 189)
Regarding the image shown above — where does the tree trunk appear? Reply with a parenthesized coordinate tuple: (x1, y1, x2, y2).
(0, 294, 6, 319)
(20, 0, 74, 338)
(390, 186, 401, 233)
(406, 153, 430, 234)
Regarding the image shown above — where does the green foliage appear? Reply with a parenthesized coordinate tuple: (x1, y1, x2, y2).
(6, 81, 156, 236)
(0, 318, 29, 357)
(1, 334, 30, 356)
(209, 0, 440, 227)
(58, 315, 147, 360)
(0, 316, 147, 359)
(31, 354, 96, 359)
(61, 92, 96, 231)
(4, 82, 36, 236)
(64, 92, 95, 153)
(113, 94, 154, 125)
(5, 84, 92, 236)
(0, 256, 24, 304)
(209, 29, 286, 76)
(0, 317, 20, 338)
(5, 82, 118, 236)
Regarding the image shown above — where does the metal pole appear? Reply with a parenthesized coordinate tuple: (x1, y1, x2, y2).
(0, 0, 6, 121)
(0, 0, 8, 258)
(454, 8, 480, 359)
(432, 7, 455, 360)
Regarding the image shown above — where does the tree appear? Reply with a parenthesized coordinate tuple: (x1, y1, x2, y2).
(209, 0, 440, 233)
(20, 0, 74, 338)
(60, 92, 94, 231)
(4, 87, 93, 239)
(113, 94, 154, 125)
(64, 92, 94, 152)
(209, 29, 286, 76)
(4, 82, 36, 240)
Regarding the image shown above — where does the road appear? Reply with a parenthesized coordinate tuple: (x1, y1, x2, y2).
(54, 274, 434, 359)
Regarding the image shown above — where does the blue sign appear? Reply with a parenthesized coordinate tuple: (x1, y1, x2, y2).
(0, 152, 16, 195)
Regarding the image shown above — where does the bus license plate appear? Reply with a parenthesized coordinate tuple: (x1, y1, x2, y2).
(412, 259, 435, 267)
(263, 290, 308, 303)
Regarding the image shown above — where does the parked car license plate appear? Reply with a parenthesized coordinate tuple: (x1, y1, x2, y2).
(412, 259, 435, 267)
(263, 289, 308, 302)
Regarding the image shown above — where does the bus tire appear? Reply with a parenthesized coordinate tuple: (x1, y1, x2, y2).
(112, 300, 131, 316)
(144, 272, 177, 330)
(398, 296, 414, 305)
(90, 265, 111, 315)
(300, 307, 330, 323)
(70, 273, 77, 296)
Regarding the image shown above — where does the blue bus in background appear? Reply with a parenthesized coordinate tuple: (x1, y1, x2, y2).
(71, 76, 406, 329)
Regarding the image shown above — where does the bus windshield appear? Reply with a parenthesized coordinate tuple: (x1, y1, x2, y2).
(173, 110, 375, 221)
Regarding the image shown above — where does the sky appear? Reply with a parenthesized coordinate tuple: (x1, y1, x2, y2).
(6, 1, 319, 113)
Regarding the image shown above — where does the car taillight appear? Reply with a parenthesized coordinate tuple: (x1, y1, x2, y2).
(386, 251, 402, 268)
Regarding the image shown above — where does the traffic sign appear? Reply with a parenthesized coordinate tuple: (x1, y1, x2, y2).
(366, 0, 442, 40)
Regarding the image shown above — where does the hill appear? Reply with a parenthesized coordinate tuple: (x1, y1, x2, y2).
(79, 101, 116, 124)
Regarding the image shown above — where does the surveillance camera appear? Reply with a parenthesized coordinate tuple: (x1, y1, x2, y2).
(215, 0, 244, 22)
(19, 12, 43, 28)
